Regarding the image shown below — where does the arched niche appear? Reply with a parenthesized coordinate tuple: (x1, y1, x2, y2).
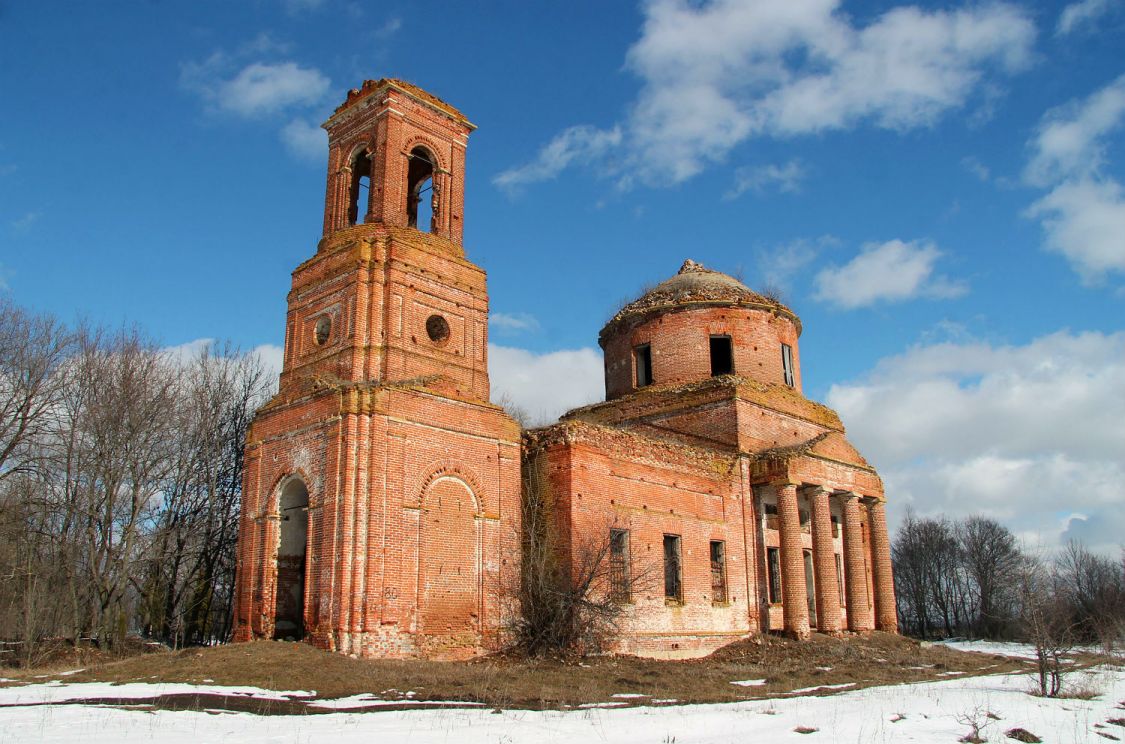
(274, 478, 309, 641)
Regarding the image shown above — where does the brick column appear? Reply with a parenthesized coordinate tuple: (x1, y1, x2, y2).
(840, 492, 873, 631)
(807, 486, 842, 634)
(775, 481, 810, 639)
(866, 498, 898, 633)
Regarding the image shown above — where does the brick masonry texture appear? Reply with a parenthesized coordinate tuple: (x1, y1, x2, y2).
(233, 79, 897, 661)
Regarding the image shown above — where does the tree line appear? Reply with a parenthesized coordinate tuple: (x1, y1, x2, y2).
(0, 298, 271, 666)
(893, 512, 1125, 650)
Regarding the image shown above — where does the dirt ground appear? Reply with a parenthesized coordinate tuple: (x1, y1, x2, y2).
(0, 632, 1037, 712)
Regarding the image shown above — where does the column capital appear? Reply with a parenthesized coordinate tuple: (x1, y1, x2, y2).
(837, 490, 862, 503)
(801, 484, 833, 497)
(861, 495, 884, 506)
(770, 479, 801, 489)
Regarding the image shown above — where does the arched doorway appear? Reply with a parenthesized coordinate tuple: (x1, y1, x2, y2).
(419, 477, 479, 643)
(274, 478, 309, 640)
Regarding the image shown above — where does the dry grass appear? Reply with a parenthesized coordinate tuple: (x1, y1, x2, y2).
(0, 632, 1031, 713)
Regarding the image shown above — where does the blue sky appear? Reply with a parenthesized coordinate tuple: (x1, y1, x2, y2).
(2, 0, 1123, 552)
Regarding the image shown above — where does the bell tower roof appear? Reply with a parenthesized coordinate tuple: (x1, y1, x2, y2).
(325, 78, 475, 129)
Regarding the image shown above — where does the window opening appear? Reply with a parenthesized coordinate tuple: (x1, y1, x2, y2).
(710, 335, 733, 376)
(803, 549, 817, 626)
(767, 547, 782, 604)
(634, 344, 652, 388)
(831, 515, 840, 538)
(407, 147, 436, 232)
(609, 529, 630, 602)
(347, 150, 372, 226)
(314, 316, 331, 346)
(763, 502, 779, 531)
(663, 534, 682, 602)
(799, 508, 811, 534)
(781, 343, 795, 387)
(710, 540, 727, 603)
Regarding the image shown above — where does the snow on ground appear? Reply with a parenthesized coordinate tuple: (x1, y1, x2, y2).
(1, 665, 1123, 743)
(937, 640, 1043, 659)
(0, 681, 314, 705)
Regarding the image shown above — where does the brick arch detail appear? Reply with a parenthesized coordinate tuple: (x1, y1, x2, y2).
(343, 139, 376, 170)
(263, 469, 313, 518)
(402, 135, 448, 173)
(410, 461, 483, 513)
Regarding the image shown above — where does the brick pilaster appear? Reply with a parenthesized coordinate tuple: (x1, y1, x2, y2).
(840, 492, 873, 631)
(776, 481, 809, 639)
(866, 498, 897, 632)
(807, 486, 842, 634)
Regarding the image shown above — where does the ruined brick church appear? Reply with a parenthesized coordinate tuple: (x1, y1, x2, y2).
(232, 79, 897, 659)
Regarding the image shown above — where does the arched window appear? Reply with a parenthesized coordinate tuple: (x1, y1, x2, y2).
(347, 149, 372, 226)
(407, 146, 436, 232)
(274, 478, 309, 641)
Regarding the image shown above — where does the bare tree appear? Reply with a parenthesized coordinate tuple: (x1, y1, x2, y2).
(0, 298, 71, 482)
(1017, 554, 1075, 697)
(959, 517, 1021, 639)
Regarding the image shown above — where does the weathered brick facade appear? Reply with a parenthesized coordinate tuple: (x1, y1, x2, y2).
(233, 79, 896, 661)
(232, 80, 521, 659)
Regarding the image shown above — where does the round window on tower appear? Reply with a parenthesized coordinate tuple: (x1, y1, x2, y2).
(426, 314, 450, 345)
(314, 316, 332, 346)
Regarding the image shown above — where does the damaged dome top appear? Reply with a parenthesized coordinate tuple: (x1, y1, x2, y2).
(600, 259, 800, 342)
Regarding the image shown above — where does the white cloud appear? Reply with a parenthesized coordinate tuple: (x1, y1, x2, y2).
(1026, 178, 1125, 280)
(9, 210, 41, 234)
(1024, 74, 1125, 187)
(281, 118, 326, 161)
(960, 156, 990, 182)
(374, 17, 402, 39)
(502, 0, 1035, 189)
(215, 62, 330, 118)
(182, 54, 330, 119)
(494, 125, 622, 193)
(489, 344, 603, 426)
(828, 330, 1125, 554)
(813, 239, 967, 308)
(1057, 0, 1118, 35)
(489, 312, 541, 334)
(725, 160, 805, 199)
(756, 236, 837, 293)
(1023, 75, 1125, 281)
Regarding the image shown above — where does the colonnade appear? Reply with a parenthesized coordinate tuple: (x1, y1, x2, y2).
(773, 482, 897, 638)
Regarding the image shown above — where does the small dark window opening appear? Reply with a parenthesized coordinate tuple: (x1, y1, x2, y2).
(663, 534, 682, 601)
(609, 529, 630, 602)
(407, 147, 436, 232)
(314, 316, 331, 346)
(799, 508, 811, 534)
(831, 515, 840, 538)
(426, 314, 450, 345)
(767, 547, 782, 604)
(781, 343, 795, 387)
(710, 540, 727, 603)
(710, 335, 733, 376)
(634, 344, 652, 388)
(764, 502, 779, 531)
(348, 150, 372, 226)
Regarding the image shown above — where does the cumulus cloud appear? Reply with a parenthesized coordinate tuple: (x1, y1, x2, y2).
(494, 125, 622, 193)
(828, 330, 1125, 554)
(489, 312, 541, 335)
(813, 239, 967, 308)
(501, 0, 1035, 189)
(211, 62, 329, 118)
(756, 235, 837, 293)
(161, 338, 284, 381)
(725, 160, 805, 199)
(1024, 75, 1125, 281)
(280, 118, 327, 161)
(1057, 0, 1119, 35)
(489, 344, 603, 426)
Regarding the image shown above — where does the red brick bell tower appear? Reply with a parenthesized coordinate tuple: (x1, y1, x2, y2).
(233, 79, 522, 659)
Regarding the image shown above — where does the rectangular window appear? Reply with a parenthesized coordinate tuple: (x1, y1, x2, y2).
(767, 547, 782, 604)
(609, 529, 630, 602)
(663, 534, 682, 602)
(799, 508, 811, 534)
(709, 335, 733, 376)
(710, 540, 727, 603)
(831, 515, 840, 538)
(781, 343, 795, 387)
(835, 553, 845, 601)
(764, 503, 779, 531)
(634, 344, 653, 387)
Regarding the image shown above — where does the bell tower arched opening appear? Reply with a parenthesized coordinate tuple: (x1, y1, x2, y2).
(407, 146, 436, 232)
(347, 149, 373, 226)
(274, 478, 309, 641)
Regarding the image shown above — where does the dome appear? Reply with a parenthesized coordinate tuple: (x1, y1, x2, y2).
(600, 259, 799, 342)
